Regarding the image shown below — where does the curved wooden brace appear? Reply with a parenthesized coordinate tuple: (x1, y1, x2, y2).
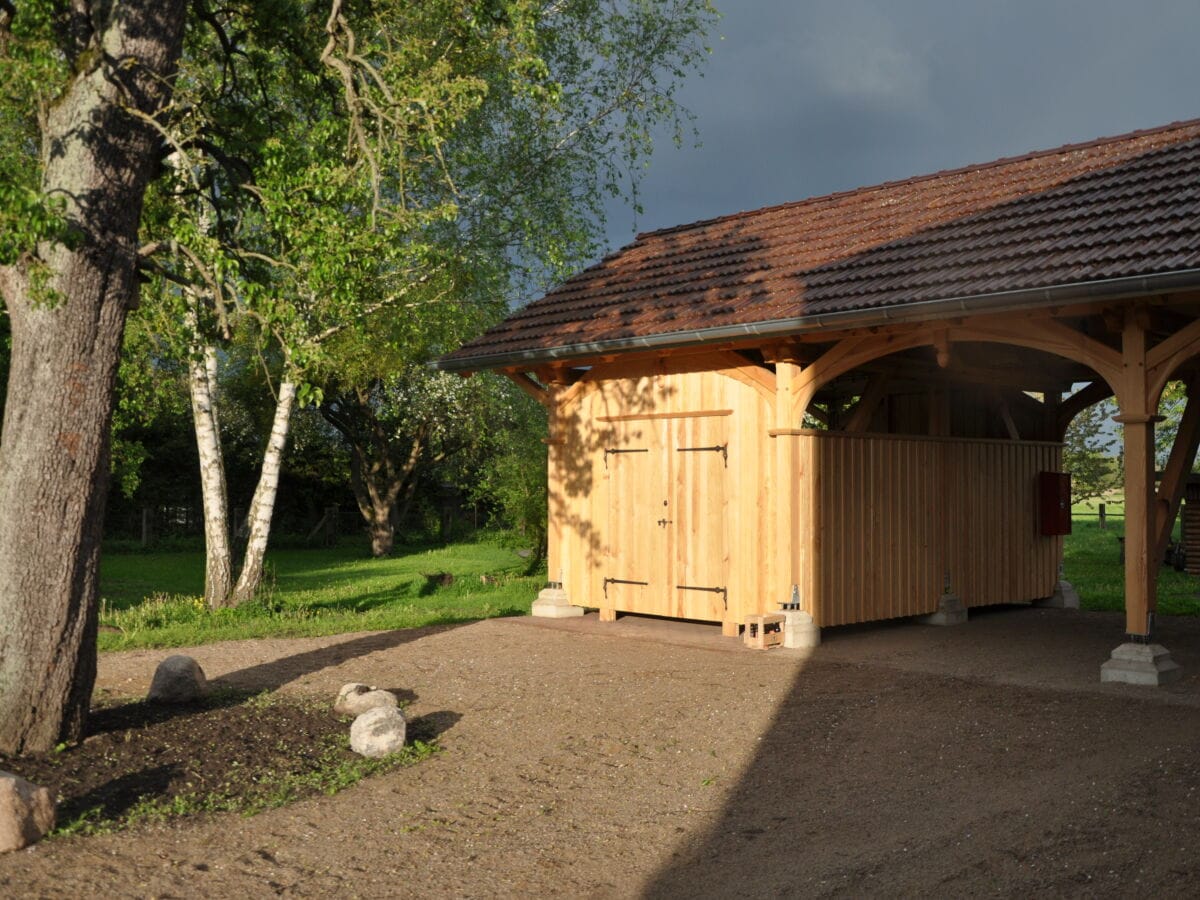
(787, 318, 1124, 426)
(951, 319, 1123, 388)
(789, 331, 934, 421)
(1054, 380, 1115, 441)
(1146, 317, 1200, 406)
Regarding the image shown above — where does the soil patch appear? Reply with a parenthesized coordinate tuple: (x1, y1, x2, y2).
(0, 691, 437, 835)
(5, 610, 1200, 897)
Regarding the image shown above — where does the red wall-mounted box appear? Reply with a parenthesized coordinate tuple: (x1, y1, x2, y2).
(1039, 471, 1072, 536)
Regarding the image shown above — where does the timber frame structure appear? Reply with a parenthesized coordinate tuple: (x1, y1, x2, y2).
(438, 119, 1200, 683)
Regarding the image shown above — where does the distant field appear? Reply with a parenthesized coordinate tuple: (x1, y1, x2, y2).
(1063, 517, 1200, 615)
(98, 538, 543, 650)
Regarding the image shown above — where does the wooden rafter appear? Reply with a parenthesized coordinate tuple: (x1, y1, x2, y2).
(843, 373, 890, 433)
(992, 391, 1021, 440)
(505, 371, 550, 407)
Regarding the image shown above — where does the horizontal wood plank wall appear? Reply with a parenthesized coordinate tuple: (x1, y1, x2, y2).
(554, 361, 773, 627)
(797, 431, 1061, 627)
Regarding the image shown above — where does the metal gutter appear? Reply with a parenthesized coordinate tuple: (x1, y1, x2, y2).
(433, 268, 1200, 373)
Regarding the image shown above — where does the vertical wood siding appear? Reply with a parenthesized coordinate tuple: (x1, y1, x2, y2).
(551, 364, 1061, 631)
(798, 432, 1061, 627)
(554, 362, 774, 628)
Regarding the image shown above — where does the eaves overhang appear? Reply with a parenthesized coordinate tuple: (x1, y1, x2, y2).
(434, 268, 1200, 374)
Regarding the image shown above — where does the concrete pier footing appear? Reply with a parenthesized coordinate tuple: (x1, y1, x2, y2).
(1100, 642, 1181, 685)
(1035, 580, 1081, 610)
(917, 593, 968, 626)
(531, 586, 585, 618)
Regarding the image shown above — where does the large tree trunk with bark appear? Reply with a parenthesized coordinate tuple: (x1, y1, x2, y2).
(233, 381, 297, 603)
(188, 335, 234, 609)
(0, 2, 188, 755)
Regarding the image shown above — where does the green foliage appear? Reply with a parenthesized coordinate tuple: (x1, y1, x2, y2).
(109, 308, 191, 497)
(1155, 380, 1196, 470)
(0, 183, 72, 265)
(469, 380, 548, 568)
(1063, 395, 1120, 503)
(1064, 516, 1200, 615)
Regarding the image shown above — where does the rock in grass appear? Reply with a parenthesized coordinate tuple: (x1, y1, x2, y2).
(334, 683, 398, 717)
(148, 654, 209, 703)
(350, 706, 407, 758)
(0, 771, 55, 854)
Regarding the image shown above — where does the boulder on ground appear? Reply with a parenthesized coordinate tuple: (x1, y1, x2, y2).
(147, 654, 209, 703)
(350, 706, 407, 758)
(334, 683, 399, 717)
(0, 771, 55, 854)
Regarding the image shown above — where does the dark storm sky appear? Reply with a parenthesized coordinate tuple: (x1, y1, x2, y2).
(601, 0, 1200, 251)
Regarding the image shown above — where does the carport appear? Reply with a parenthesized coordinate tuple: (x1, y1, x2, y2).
(438, 118, 1200, 683)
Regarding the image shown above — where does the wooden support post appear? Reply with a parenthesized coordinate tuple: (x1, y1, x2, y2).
(544, 380, 568, 595)
(773, 359, 807, 619)
(1115, 311, 1157, 638)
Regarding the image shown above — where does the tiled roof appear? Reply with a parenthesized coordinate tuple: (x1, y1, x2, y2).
(439, 119, 1200, 371)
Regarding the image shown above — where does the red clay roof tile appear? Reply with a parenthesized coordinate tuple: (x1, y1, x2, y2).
(440, 119, 1200, 370)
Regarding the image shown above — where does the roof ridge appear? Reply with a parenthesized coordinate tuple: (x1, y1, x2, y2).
(633, 117, 1200, 244)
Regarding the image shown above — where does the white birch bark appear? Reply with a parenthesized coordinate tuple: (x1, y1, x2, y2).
(233, 380, 297, 603)
(189, 332, 234, 608)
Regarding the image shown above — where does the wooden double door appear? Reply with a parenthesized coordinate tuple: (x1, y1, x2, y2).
(603, 415, 729, 622)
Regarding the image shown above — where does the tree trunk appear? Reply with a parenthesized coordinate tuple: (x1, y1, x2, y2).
(368, 514, 396, 557)
(322, 390, 425, 559)
(347, 443, 402, 557)
(188, 334, 234, 609)
(233, 381, 297, 603)
(0, 2, 188, 754)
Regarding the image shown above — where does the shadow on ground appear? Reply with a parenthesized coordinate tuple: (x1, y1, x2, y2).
(214, 623, 466, 693)
(639, 607, 1200, 897)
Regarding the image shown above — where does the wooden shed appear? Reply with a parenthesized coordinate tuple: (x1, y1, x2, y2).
(439, 119, 1200, 683)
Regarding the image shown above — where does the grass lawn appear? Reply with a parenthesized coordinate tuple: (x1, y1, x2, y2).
(1064, 517, 1200, 615)
(98, 537, 543, 651)
(99, 517, 1200, 652)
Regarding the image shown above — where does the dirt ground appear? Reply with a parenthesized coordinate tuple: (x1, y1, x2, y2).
(6, 605, 1200, 898)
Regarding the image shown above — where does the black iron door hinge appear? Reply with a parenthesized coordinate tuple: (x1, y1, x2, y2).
(677, 444, 728, 467)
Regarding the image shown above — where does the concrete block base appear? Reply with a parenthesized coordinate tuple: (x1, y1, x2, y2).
(780, 609, 820, 650)
(1035, 580, 1080, 610)
(1100, 642, 1181, 686)
(531, 586, 585, 619)
(917, 593, 967, 626)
